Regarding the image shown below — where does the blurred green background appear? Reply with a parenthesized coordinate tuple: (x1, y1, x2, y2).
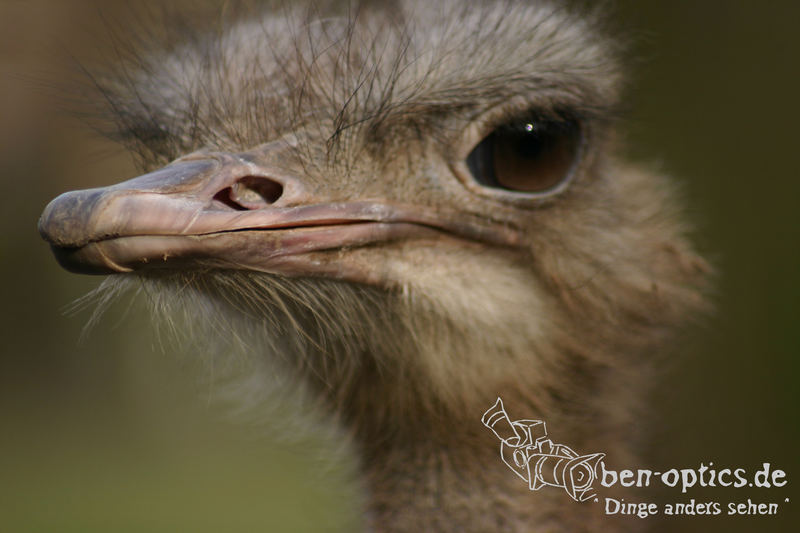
(0, 1, 797, 531)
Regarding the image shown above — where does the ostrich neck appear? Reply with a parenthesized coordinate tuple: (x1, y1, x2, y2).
(330, 373, 634, 533)
(352, 392, 621, 533)
(290, 298, 645, 532)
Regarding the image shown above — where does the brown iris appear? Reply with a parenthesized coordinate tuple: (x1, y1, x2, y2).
(466, 116, 581, 194)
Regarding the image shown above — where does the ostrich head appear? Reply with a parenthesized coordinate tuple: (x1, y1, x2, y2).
(39, 1, 708, 531)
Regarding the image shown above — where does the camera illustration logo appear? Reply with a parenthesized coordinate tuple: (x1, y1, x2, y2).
(482, 397, 605, 502)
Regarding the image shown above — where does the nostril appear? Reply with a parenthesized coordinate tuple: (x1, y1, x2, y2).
(213, 176, 284, 210)
(236, 176, 284, 205)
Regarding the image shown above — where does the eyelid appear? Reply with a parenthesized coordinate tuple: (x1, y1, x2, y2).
(456, 95, 585, 157)
(451, 101, 590, 206)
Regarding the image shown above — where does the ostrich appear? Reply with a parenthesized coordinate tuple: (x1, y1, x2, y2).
(39, 1, 708, 531)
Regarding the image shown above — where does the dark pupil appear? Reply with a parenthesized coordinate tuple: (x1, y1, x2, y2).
(507, 125, 545, 160)
(466, 118, 578, 193)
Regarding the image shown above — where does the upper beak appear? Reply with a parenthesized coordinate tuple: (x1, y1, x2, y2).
(39, 151, 519, 279)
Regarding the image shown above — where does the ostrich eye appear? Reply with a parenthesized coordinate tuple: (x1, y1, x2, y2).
(466, 116, 581, 194)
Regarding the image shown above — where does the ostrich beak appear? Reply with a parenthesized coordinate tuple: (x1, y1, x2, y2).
(39, 153, 519, 279)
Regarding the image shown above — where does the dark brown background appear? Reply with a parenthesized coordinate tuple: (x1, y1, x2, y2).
(1, 1, 797, 531)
